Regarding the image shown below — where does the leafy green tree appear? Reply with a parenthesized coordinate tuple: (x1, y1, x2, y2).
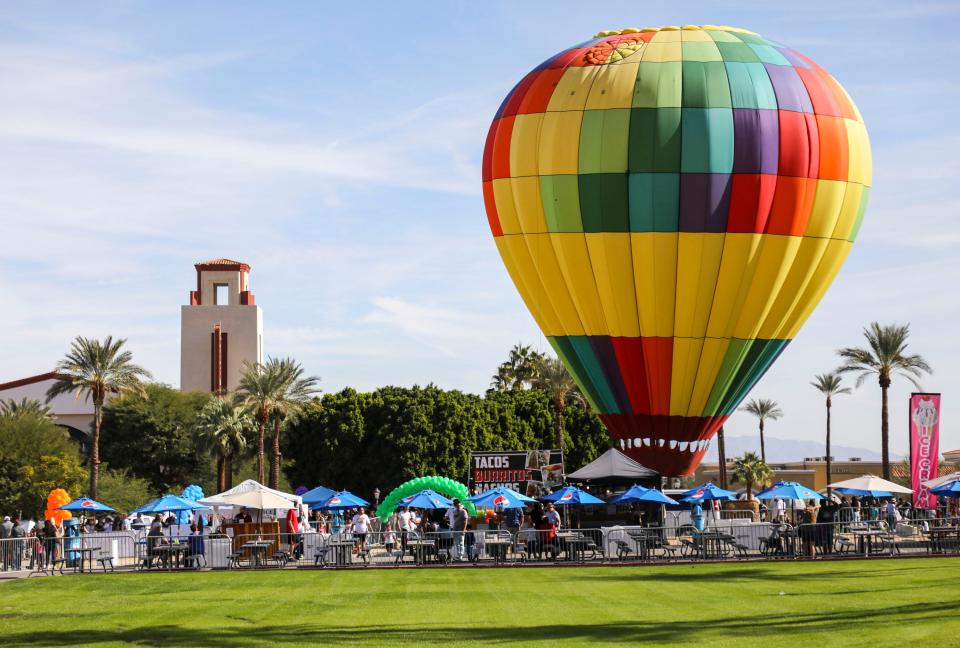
(15, 454, 88, 516)
(236, 358, 286, 484)
(0, 413, 87, 516)
(731, 451, 772, 498)
(96, 467, 152, 514)
(811, 372, 851, 495)
(283, 386, 609, 500)
(532, 356, 584, 450)
(194, 396, 252, 491)
(0, 398, 55, 422)
(739, 398, 783, 464)
(266, 358, 320, 489)
(489, 343, 546, 392)
(837, 322, 932, 480)
(99, 384, 211, 493)
(46, 336, 151, 497)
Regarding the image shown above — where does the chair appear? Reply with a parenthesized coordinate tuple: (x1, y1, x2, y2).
(138, 553, 159, 571)
(659, 537, 681, 561)
(95, 553, 115, 572)
(314, 545, 329, 567)
(614, 539, 633, 561)
(185, 553, 206, 569)
(725, 536, 749, 559)
(835, 534, 856, 555)
(227, 551, 247, 569)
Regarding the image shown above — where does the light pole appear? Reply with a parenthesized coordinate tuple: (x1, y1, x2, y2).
(373, 488, 380, 509)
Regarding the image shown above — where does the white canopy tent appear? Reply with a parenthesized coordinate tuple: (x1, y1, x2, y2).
(827, 475, 913, 494)
(199, 480, 305, 530)
(198, 479, 301, 507)
(923, 472, 960, 489)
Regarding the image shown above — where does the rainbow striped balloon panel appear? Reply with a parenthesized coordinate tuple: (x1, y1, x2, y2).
(481, 25, 870, 475)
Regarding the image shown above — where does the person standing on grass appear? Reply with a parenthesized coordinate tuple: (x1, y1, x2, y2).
(451, 499, 468, 562)
(10, 517, 25, 570)
(352, 508, 371, 553)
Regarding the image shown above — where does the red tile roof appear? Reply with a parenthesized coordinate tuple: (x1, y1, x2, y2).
(195, 258, 250, 272)
(0, 371, 67, 391)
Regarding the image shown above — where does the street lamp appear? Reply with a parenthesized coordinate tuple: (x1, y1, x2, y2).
(373, 488, 381, 508)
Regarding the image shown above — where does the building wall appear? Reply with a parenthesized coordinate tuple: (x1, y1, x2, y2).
(180, 305, 263, 392)
(0, 376, 94, 438)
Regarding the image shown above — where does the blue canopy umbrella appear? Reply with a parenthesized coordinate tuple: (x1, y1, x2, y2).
(609, 484, 679, 506)
(317, 490, 370, 511)
(755, 481, 825, 501)
(931, 480, 960, 497)
(542, 486, 605, 506)
(398, 489, 454, 510)
(300, 485, 338, 506)
(833, 487, 894, 498)
(468, 487, 536, 510)
(132, 494, 210, 515)
(680, 482, 737, 502)
(56, 497, 115, 513)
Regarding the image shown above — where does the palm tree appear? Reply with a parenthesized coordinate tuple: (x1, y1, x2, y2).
(0, 397, 55, 422)
(716, 425, 728, 489)
(837, 322, 932, 480)
(194, 396, 251, 491)
(236, 359, 286, 484)
(739, 398, 783, 464)
(45, 336, 151, 497)
(731, 452, 773, 498)
(490, 343, 546, 392)
(532, 356, 584, 449)
(266, 358, 320, 489)
(811, 372, 851, 496)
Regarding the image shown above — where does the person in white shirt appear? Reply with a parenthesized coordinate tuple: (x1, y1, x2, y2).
(351, 508, 371, 551)
(544, 503, 561, 529)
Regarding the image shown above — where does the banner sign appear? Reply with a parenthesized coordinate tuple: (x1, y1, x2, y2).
(910, 393, 941, 509)
(468, 450, 564, 498)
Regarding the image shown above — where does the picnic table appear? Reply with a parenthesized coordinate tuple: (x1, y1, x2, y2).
(327, 539, 356, 566)
(557, 533, 590, 562)
(153, 544, 190, 570)
(69, 546, 98, 573)
(406, 539, 437, 565)
(927, 527, 960, 553)
(483, 537, 511, 564)
(849, 529, 884, 556)
(241, 540, 274, 568)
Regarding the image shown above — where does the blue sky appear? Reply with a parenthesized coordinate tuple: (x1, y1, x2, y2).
(2, 2, 958, 454)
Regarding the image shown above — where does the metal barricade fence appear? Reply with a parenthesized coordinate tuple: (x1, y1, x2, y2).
(0, 532, 139, 573)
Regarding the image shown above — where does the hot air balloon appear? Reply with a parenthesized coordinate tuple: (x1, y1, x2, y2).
(482, 25, 870, 476)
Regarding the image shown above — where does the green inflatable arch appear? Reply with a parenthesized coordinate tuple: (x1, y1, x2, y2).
(375, 476, 476, 520)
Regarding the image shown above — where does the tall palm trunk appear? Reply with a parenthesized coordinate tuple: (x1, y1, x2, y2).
(880, 375, 891, 480)
(225, 454, 234, 490)
(759, 420, 766, 464)
(256, 411, 266, 484)
(717, 426, 728, 489)
(216, 455, 226, 492)
(825, 396, 833, 498)
(90, 400, 103, 498)
(271, 417, 282, 489)
(554, 401, 565, 450)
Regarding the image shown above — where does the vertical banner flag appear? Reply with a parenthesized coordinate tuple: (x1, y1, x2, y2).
(910, 393, 941, 509)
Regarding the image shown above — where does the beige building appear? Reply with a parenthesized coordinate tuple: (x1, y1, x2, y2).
(0, 372, 94, 446)
(180, 258, 263, 393)
(695, 457, 900, 492)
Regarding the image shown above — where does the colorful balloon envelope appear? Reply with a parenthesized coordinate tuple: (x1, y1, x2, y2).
(482, 25, 870, 476)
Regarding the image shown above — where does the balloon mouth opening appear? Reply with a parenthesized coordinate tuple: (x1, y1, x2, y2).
(593, 25, 759, 38)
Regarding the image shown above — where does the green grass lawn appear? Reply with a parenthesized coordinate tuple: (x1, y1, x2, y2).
(1, 558, 958, 647)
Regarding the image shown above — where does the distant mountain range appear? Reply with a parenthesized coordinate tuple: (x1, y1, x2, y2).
(705, 434, 904, 463)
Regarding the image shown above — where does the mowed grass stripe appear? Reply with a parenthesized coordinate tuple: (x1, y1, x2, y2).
(1, 558, 958, 647)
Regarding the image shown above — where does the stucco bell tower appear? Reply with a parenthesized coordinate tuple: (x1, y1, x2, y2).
(180, 258, 263, 393)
